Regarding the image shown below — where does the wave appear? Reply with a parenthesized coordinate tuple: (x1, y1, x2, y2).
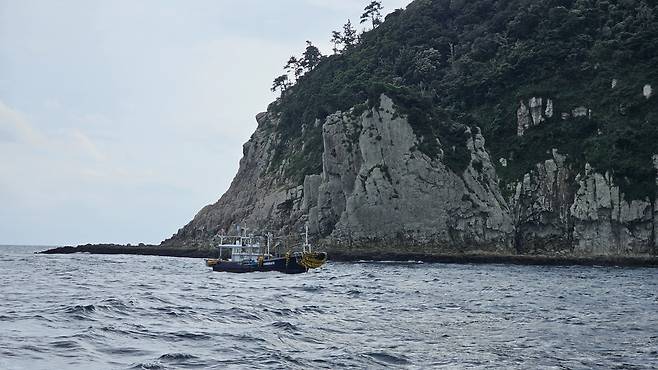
(3, 248, 658, 370)
(172, 331, 212, 341)
(64, 304, 96, 314)
(364, 352, 411, 365)
(49, 340, 82, 350)
(271, 321, 299, 333)
(158, 353, 198, 361)
(129, 362, 165, 370)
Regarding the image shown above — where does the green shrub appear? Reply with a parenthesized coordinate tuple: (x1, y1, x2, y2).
(266, 0, 658, 198)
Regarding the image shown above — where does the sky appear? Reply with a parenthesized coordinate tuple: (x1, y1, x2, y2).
(0, 0, 413, 246)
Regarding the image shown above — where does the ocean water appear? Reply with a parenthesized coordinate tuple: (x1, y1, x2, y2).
(0, 245, 657, 369)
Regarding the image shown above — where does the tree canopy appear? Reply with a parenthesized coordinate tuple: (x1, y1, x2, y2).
(267, 0, 658, 198)
(361, 1, 383, 28)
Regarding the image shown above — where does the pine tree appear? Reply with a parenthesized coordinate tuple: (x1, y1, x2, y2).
(331, 30, 343, 54)
(301, 41, 322, 71)
(271, 74, 290, 95)
(342, 20, 358, 49)
(284, 56, 304, 80)
(360, 1, 383, 29)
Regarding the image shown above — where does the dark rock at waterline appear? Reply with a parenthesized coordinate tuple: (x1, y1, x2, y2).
(38, 244, 220, 259)
(37, 244, 658, 267)
(328, 249, 658, 267)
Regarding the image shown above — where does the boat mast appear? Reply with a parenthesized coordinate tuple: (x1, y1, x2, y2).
(217, 232, 224, 259)
(267, 232, 272, 256)
(304, 223, 310, 253)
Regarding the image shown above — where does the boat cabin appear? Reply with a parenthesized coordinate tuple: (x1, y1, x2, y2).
(216, 234, 262, 263)
(226, 243, 261, 262)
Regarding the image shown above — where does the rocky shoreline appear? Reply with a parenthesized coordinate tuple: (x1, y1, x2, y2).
(38, 244, 220, 259)
(327, 249, 658, 267)
(164, 93, 658, 259)
(38, 244, 658, 267)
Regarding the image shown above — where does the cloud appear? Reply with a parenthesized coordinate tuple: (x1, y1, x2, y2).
(0, 99, 107, 161)
(43, 98, 63, 111)
(302, 0, 410, 13)
(0, 0, 416, 245)
(0, 100, 46, 145)
(301, 0, 362, 11)
(71, 129, 106, 161)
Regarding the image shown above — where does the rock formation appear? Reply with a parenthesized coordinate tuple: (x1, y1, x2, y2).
(570, 170, 654, 256)
(315, 95, 513, 253)
(163, 94, 658, 258)
(509, 150, 574, 254)
(654, 155, 658, 250)
(165, 95, 515, 254)
(516, 97, 558, 136)
(162, 0, 658, 259)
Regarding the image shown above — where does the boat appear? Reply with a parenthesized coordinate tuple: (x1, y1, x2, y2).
(205, 225, 327, 274)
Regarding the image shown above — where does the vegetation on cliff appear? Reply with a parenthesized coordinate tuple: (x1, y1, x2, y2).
(267, 0, 657, 198)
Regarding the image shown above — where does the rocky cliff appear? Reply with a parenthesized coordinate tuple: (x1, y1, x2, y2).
(164, 93, 657, 257)
(510, 150, 657, 257)
(162, 0, 658, 258)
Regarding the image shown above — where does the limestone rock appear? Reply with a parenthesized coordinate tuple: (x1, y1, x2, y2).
(570, 165, 653, 256)
(644, 84, 652, 99)
(529, 97, 544, 126)
(164, 97, 657, 258)
(545, 99, 554, 118)
(517, 97, 553, 136)
(316, 110, 362, 236)
(255, 112, 268, 125)
(302, 174, 322, 211)
(654, 154, 658, 250)
(517, 101, 530, 136)
(572, 106, 589, 118)
(510, 152, 656, 256)
(318, 94, 513, 252)
(509, 149, 574, 254)
(161, 112, 310, 246)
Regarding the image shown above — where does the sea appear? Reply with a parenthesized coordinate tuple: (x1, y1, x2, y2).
(0, 245, 657, 369)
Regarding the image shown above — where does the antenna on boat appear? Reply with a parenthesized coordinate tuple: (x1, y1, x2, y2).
(304, 223, 310, 253)
(267, 232, 272, 256)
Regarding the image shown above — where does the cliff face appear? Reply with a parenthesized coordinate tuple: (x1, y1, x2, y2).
(164, 112, 309, 241)
(165, 95, 514, 252)
(510, 151, 657, 256)
(164, 94, 657, 257)
(314, 95, 513, 253)
(163, 0, 658, 257)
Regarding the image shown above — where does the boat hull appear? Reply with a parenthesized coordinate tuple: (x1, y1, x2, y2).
(211, 256, 309, 274)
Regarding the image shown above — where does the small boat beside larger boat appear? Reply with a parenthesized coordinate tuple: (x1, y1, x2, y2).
(205, 226, 327, 274)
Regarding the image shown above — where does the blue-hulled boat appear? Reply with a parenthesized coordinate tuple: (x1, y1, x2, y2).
(205, 226, 327, 274)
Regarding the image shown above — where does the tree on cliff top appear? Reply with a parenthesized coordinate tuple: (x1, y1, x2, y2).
(330, 20, 359, 54)
(341, 20, 358, 49)
(331, 30, 343, 54)
(271, 74, 290, 96)
(361, 1, 383, 29)
(301, 41, 322, 70)
(267, 0, 658, 197)
(284, 56, 303, 81)
(273, 41, 324, 96)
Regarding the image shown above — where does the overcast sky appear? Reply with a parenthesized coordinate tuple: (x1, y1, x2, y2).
(0, 0, 413, 246)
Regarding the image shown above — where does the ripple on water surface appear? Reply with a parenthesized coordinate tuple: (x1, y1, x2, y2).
(1, 246, 658, 369)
